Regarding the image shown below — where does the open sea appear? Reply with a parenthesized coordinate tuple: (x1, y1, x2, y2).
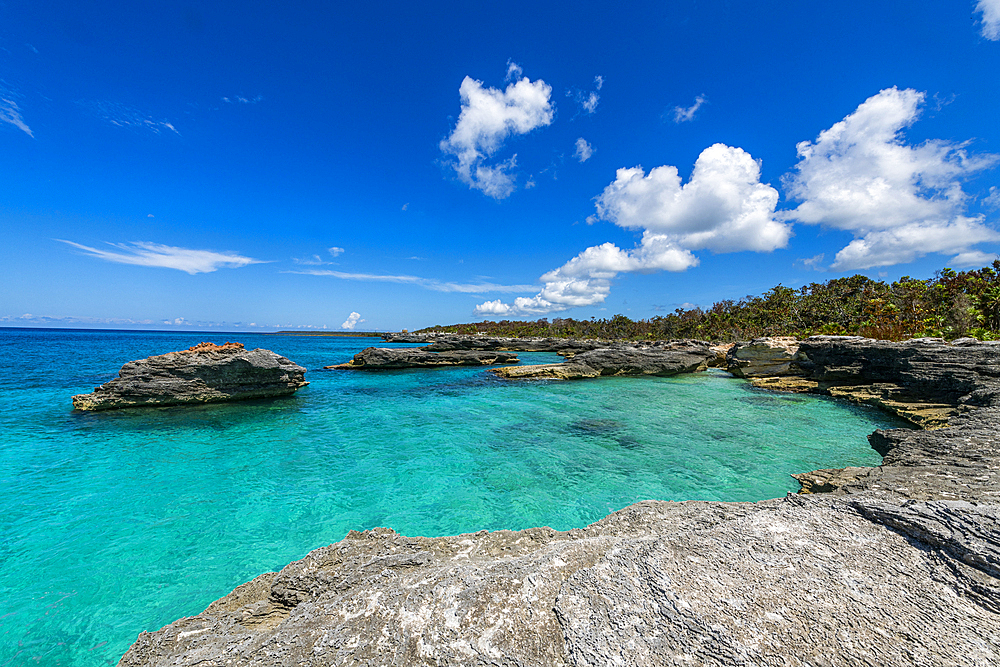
(0, 327, 908, 666)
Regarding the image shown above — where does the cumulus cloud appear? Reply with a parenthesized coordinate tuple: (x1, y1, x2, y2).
(476, 144, 787, 317)
(328, 246, 345, 257)
(341, 312, 364, 330)
(292, 269, 536, 294)
(58, 240, 261, 274)
(574, 137, 594, 162)
(950, 249, 999, 268)
(672, 95, 706, 123)
(978, 0, 1000, 40)
(0, 96, 33, 137)
(439, 68, 554, 199)
(784, 87, 999, 270)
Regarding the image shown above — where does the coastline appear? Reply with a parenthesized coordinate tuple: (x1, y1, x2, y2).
(119, 334, 1000, 666)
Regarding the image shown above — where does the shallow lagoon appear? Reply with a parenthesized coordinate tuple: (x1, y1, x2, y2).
(0, 328, 907, 666)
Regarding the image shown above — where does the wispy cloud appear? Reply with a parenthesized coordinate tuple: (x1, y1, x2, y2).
(79, 100, 180, 134)
(977, 0, 1000, 40)
(221, 94, 264, 104)
(574, 137, 594, 162)
(440, 64, 554, 199)
(567, 75, 604, 115)
(293, 246, 345, 265)
(672, 95, 707, 123)
(58, 240, 262, 274)
(291, 269, 536, 294)
(0, 83, 33, 137)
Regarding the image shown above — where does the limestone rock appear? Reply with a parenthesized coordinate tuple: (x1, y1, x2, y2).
(490, 342, 714, 380)
(727, 336, 803, 377)
(382, 332, 606, 354)
(72, 342, 308, 411)
(327, 347, 519, 369)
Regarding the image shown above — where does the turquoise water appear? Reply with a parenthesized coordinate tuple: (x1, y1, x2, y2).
(0, 328, 907, 666)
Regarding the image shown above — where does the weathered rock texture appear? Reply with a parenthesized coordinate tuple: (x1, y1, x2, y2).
(119, 336, 1000, 666)
(490, 341, 714, 380)
(327, 347, 519, 370)
(383, 332, 607, 354)
(73, 342, 308, 411)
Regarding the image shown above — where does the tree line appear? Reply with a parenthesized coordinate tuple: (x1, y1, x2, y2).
(417, 261, 1000, 342)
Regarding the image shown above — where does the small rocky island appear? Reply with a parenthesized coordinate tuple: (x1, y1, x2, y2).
(72, 342, 308, 411)
(327, 346, 520, 370)
(120, 335, 1000, 666)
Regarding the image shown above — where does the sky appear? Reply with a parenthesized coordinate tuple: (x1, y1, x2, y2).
(2, 1, 1000, 332)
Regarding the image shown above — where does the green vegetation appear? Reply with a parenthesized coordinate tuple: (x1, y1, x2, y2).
(418, 261, 1000, 342)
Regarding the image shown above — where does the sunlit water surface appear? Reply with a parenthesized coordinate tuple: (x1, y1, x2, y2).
(0, 328, 908, 666)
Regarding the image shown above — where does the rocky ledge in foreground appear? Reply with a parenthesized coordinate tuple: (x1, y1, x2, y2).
(327, 347, 520, 370)
(490, 340, 715, 379)
(72, 342, 308, 411)
(119, 337, 1000, 666)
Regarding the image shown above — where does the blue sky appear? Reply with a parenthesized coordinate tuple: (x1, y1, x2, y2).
(3, 1, 1000, 332)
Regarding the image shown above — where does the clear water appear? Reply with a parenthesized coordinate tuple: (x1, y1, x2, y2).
(0, 328, 907, 666)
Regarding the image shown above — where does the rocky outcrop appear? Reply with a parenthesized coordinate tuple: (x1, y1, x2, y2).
(729, 335, 1000, 428)
(727, 336, 802, 377)
(72, 342, 308, 411)
(383, 332, 607, 354)
(327, 347, 519, 369)
(490, 341, 714, 380)
(119, 336, 1000, 666)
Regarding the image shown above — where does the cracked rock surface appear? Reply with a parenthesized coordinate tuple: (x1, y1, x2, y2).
(327, 347, 520, 369)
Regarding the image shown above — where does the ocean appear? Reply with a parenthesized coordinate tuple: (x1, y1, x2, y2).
(0, 327, 906, 666)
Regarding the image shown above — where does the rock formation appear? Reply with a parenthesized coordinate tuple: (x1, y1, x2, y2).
(490, 341, 714, 380)
(119, 336, 1000, 666)
(72, 342, 308, 411)
(327, 347, 519, 369)
(382, 332, 606, 354)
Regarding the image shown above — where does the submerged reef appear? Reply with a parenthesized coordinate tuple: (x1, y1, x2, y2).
(72, 342, 308, 411)
(120, 336, 1000, 666)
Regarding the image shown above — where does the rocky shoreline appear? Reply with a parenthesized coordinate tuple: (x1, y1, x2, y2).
(119, 335, 1000, 666)
(327, 347, 520, 370)
(72, 342, 308, 411)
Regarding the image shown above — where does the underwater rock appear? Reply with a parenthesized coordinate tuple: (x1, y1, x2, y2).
(327, 347, 520, 369)
(71, 342, 308, 411)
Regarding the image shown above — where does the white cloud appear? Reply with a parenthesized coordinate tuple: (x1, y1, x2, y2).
(797, 253, 826, 270)
(977, 0, 1000, 40)
(568, 75, 604, 115)
(80, 100, 179, 134)
(784, 87, 999, 270)
(595, 144, 788, 253)
(673, 95, 706, 123)
(292, 269, 537, 294)
(328, 246, 345, 257)
(341, 312, 364, 330)
(476, 144, 786, 317)
(0, 97, 33, 137)
(984, 186, 1000, 209)
(222, 94, 263, 104)
(439, 69, 554, 199)
(574, 138, 594, 162)
(58, 240, 261, 274)
(950, 249, 999, 267)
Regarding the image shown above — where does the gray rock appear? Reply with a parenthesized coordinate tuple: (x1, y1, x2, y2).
(382, 332, 608, 354)
(72, 342, 307, 411)
(491, 341, 714, 380)
(327, 347, 520, 369)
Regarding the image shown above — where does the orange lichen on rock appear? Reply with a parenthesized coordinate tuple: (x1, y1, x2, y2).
(183, 341, 246, 353)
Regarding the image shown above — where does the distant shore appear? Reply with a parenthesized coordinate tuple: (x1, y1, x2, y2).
(267, 331, 386, 337)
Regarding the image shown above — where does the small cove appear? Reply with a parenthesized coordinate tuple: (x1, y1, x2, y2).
(0, 328, 909, 667)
